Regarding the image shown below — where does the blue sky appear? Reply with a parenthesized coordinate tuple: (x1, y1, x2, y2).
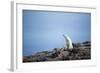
(23, 10, 91, 56)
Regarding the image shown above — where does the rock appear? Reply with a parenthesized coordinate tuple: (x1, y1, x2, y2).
(58, 50, 69, 59)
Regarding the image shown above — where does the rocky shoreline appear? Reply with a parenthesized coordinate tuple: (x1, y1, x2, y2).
(23, 41, 91, 63)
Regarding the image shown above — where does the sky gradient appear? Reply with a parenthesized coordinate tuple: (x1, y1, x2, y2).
(23, 10, 91, 56)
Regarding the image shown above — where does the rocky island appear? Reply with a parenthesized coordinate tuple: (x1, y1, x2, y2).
(23, 35, 91, 63)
